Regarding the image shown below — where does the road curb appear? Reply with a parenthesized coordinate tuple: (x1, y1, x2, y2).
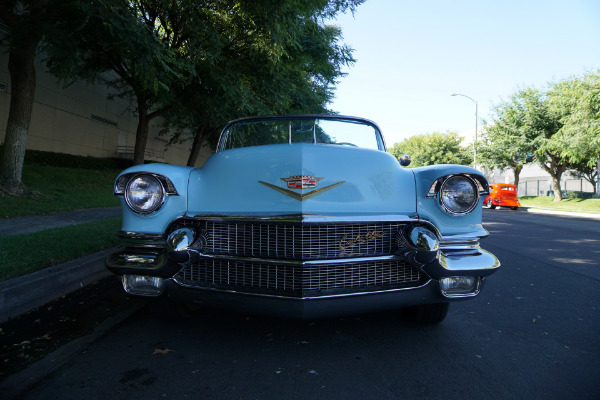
(0, 249, 115, 323)
(523, 207, 600, 220)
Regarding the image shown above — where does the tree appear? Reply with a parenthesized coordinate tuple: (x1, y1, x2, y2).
(482, 73, 600, 201)
(388, 131, 472, 168)
(568, 161, 597, 195)
(0, 0, 78, 194)
(1, 0, 363, 185)
(60, 0, 363, 166)
(477, 89, 541, 189)
(163, 6, 356, 166)
(0, 0, 157, 194)
(481, 87, 568, 201)
(547, 70, 600, 195)
(53, 0, 202, 165)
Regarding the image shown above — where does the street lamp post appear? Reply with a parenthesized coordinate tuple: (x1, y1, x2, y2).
(451, 93, 478, 167)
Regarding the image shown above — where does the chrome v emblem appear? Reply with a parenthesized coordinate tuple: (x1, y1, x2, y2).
(258, 180, 345, 201)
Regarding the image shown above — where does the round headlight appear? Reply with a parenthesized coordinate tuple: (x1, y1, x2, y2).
(125, 174, 165, 214)
(440, 175, 478, 214)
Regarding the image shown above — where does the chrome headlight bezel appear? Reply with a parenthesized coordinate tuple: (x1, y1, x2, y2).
(114, 172, 178, 196)
(440, 175, 479, 215)
(427, 174, 488, 215)
(115, 172, 179, 215)
(124, 174, 166, 215)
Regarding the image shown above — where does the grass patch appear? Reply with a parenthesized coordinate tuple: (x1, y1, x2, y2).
(0, 165, 120, 218)
(519, 196, 600, 214)
(0, 217, 122, 281)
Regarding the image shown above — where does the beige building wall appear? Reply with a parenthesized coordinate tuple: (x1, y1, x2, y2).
(0, 50, 212, 167)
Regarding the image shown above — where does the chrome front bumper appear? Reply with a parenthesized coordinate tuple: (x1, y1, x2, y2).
(105, 216, 500, 301)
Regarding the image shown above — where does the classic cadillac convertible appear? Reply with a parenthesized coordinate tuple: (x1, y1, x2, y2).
(106, 115, 500, 322)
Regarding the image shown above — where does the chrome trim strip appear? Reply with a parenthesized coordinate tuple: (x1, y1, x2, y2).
(440, 237, 481, 246)
(188, 253, 403, 266)
(114, 172, 179, 196)
(187, 213, 421, 224)
(118, 231, 165, 242)
(432, 248, 500, 278)
(171, 277, 433, 300)
(440, 237, 482, 254)
(426, 173, 489, 199)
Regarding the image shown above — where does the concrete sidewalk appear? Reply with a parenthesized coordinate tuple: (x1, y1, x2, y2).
(524, 206, 600, 220)
(0, 207, 121, 237)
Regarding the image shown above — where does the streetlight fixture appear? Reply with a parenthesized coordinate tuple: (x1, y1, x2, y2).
(451, 93, 478, 167)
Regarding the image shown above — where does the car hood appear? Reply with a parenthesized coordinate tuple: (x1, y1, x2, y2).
(187, 143, 417, 217)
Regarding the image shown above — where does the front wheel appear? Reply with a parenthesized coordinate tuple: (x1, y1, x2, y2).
(403, 302, 450, 324)
(487, 198, 496, 209)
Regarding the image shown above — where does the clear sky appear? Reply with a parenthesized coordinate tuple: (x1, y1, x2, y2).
(328, 0, 600, 147)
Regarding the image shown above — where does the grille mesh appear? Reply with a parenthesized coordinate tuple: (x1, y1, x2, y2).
(175, 259, 424, 297)
(185, 220, 405, 260)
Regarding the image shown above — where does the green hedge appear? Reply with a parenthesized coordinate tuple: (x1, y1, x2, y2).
(23, 149, 134, 170)
(0, 145, 134, 170)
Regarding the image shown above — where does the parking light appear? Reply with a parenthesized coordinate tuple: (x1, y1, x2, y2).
(122, 275, 164, 296)
(440, 276, 481, 298)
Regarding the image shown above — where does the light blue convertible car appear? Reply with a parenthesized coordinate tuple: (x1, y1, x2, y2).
(106, 115, 499, 322)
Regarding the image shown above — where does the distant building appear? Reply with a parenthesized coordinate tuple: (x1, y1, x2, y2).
(0, 50, 212, 167)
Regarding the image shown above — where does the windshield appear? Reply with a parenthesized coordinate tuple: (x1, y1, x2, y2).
(218, 116, 385, 151)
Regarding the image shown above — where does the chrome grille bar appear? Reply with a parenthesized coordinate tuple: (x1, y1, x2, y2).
(186, 221, 405, 260)
(174, 259, 424, 298)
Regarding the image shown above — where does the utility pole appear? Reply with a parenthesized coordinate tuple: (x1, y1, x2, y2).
(451, 93, 478, 168)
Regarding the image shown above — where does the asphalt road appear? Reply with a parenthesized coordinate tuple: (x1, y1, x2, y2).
(4, 209, 600, 400)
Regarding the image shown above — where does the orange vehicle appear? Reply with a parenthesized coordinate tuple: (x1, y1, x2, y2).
(484, 183, 520, 210)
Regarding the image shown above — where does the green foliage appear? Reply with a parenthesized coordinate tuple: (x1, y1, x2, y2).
(478, 88, 542, 171)
(389, 131, 473, 168)
(158, 0, 361, 160)
(2, 0, 364, 178)
(477, 87, 555, 187)
(481, 86, 567, 200)
(546, 71, 600, 167)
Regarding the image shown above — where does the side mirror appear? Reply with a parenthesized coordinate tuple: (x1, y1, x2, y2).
(399, 154, 411, 167)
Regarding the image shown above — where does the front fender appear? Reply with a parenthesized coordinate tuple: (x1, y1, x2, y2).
(116, 164, 194, 235)
(413, 165, 489, 238)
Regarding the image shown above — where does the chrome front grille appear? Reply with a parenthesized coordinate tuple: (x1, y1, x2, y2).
(174, 258, 425, 298)
(184, 220, 405, 260)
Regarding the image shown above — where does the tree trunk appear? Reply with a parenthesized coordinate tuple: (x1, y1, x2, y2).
(132, 96, 174, 165)
(539, 153, 567, 201)
(512, 165, 522, 189)
(0, 39, 39, 194)
(551, 175, 563, 201)
(133, 99, 149, 165)
(583, 170, 597, 195)
(187, 125, 210, 167)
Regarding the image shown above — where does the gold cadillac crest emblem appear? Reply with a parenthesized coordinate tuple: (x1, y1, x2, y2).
(259, 175, 345, 201)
